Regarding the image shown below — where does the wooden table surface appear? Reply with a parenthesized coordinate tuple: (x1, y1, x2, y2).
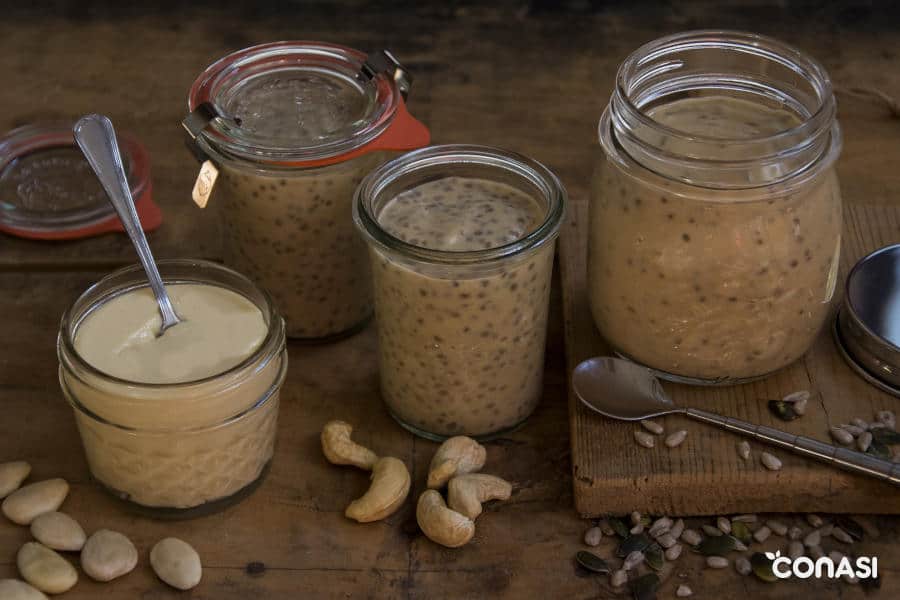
(1, 2, 898, 598)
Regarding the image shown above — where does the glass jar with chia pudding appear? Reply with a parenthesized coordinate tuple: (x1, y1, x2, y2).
(354, 145, 566, 440)
(589, 30, 843, 384)
(185, 42, 429, 340)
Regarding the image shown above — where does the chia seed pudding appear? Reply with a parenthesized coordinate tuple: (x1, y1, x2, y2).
(355, 147, 565, 440)
(590, 96, 842, 381)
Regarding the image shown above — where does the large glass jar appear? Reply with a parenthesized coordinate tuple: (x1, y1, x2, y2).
(354, 145, 566, 440)
(589, 31, 843, 384)
(58, 260, 287, 518)
(186, 42, 429, 340)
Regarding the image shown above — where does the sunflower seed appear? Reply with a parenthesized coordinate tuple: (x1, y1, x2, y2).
(610, 568, 627, 587)
(634, 431, 655, 448)
(599, 520, 616, 537)
(630, 523, 644, 535)
(732, 514, 758, 523)
(669, 519, 685, 540)
(648, 517, 672, 538)
(857, 431, 873, 452)
(731, 521, 752, 545)
(788, 541, 804, 559)
(576, 551, 610, 574)
(876, 410, 896, 429)
(676, 584, 693, 597)
(851, 417, 869, 429)
(766, 520, 787, 536)
(808, 545, 824, 559)
(806, 514, 823, 528)
(623, 550, 645, 571)
(640, 419, 664, 435)
(737, 441, 751, 461)
(753, 526, 772, 543)
(702, 525, 723, 537)
(750, 552, 777, 582)
(656, 533, 677, 549)
(630, 511, 643, 526)
(832, 527, 854, 544)
(714, 517, 730, 534)
(768, 400, 800, 421)
(680, 529, 701, 546)
(830, 427, 854, 445)
(760, 452, 782, 471)
(584, 527, 603, 547)
(706, 556, 729, 569)
(843, 424, 865, 437)
(664, 543, 682, 561)
(735, 556, 752, 576)
(803, 530, 821, 547)
(787, 526, 802, 540)
(665, 430, 688, 448)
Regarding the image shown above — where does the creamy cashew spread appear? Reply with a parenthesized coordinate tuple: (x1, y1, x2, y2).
(75, 283, 267, 384)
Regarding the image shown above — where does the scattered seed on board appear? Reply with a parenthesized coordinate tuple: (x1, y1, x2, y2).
(702, 525, 723, 537)
(665, 430, 688, 448)
(737, 441, 751, 461)
(630, 511, 642, 526)
(733, 540, 748, 552)
(851, 417, 869, 429)
(753, 526, 772, 543)
(806, 514, 823, 528)
(665, 543, 683, 561)
(634, 431, 655, 448)
(732, 514, 757, 523)
(735, 556, 752, 576)
(706, 556, 729, 569)
(584, 527, 603, 547)
(610, 569, 628, 587)
(788, 526, 802, 540)
(676, 584, 693, 597)
(843, 424, 865, 437)
(716, 517, 731, 534)
(760, 452, 782, 471)
(669, 519, 685, 540)
(808, 545, 824, 559)
(857, 431, 873, 452)
(830, 427, 854, 445)
(623, 550, 645, 571)
(803, 530, 821, 547)
(681, 529, 701, 546)
(789, 541, 805, 560)
(640, 419, 664, 435)
(657, 533, 677, 549)
(630, 523, 644, 535)
(783, 390, 810, 404)
(599, 520, 616, 537)
(876, 410, 896, 429)
(648, 517, 672, 538)
(832, 528, 854, 544)
(766, 520, 787, 536)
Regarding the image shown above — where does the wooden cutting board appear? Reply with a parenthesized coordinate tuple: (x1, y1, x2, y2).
(559, 197, 900, 517)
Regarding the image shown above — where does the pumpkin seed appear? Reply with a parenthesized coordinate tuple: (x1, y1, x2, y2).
(834, 516, 864, 541)
(768, 400, 799, 421)
(857, 431, 873, 452)
(716, 517, 731, 534)
(584, 527, 603, 547)
(575, 551, 610, 574)
(806, 514, 823, 527)
(830, 427, 854, 445)
(645, 545, 664, 571)
(694, 535, 737, 556)
(832, 527, 854, 544)
(750, 552, 777, 582)
(611, 568, 628, 587)
(737, 441, 751, 461)
(617, 534, 652, 558)
(731, 521, 752, 545)
(664, 543, 682, 561)
(676, 584, 693, 597)
(735, 556, 752, 576)
(706, 556, 729, 569)
(866, 438, 892, 460)
(623, 550, 645, 571)
(634, 431, 655, 448)
(665, 430, 687, 448)
(610, 517, 630, 538)
(640, 420, 664, 435)
(788, 541, 804, 559)
(760, 452, 782, 471)
(630, 573, 659, 600)
(680, 529, 701, 546)
(872, 428, 900, 445)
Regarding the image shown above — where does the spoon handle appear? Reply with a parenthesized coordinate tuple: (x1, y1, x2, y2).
(686, 408, 900, 486)
(74, 115, 180, 333)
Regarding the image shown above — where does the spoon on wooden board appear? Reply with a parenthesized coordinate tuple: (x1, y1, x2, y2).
(74, 114, 182, 335)
(572, 356, 900, 487)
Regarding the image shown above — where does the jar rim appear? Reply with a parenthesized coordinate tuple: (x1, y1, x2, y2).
(58, 259, 286, 391)
(188, 41, 400, 165)
(352, 144, 567, 266)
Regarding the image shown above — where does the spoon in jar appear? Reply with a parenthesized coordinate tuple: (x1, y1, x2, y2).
(74, 114, 182, 335)
(572, 356, 900, 486)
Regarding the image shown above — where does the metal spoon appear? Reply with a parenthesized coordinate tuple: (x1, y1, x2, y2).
(74, 114, 182, 335)
(573, 356, 900, 486)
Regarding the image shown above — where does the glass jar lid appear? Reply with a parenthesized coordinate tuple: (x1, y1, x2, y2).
(0, 123, 159, 239)
(187, 42, 415, 166)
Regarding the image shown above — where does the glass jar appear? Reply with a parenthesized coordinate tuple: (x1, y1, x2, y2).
(185, 42, 429, 340)
(354, 145, 566, 440)
(58, 260, 287, 518)
(589, 30, 843, 384)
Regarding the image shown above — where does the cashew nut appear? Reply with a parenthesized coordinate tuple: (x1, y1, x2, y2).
(345, 457, 411, 523)
(447, 474, 512, 520)
(321, 420, 378, 470)
(427, 436, 486, 489)
(416, 490, 475, 548)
